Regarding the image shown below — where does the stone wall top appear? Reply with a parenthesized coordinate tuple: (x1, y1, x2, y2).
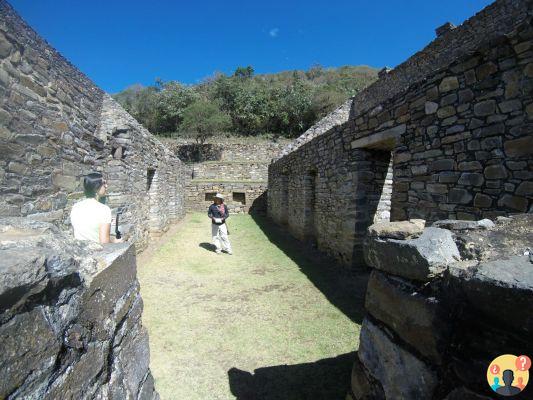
(278, 0, 532, 158)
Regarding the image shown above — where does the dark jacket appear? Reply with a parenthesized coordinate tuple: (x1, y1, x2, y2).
(208, 203, 229, 225)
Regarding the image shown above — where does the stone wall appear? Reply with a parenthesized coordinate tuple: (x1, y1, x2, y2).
(186, 181, 267, 214)
(348, 215, 533, 400)
(180, 140, 282, 214)
(172, 140, 288, 163)
(190, 161, 269, 181)
(268, 0, 533, 268)
(0, 218, 159, 399)
(0, 0, 185, 250)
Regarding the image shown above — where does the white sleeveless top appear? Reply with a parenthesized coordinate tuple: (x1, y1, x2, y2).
(70, 198, 112, 243)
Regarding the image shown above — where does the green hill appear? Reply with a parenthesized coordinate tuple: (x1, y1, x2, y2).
(113, 65, 378, 139)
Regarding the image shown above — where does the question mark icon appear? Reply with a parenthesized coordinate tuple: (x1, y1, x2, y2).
(515, 355, 532, 371)
(491, 364, 500, 374)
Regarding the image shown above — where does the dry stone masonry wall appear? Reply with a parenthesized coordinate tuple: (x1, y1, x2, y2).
(0, 0, 186, 250)
(268, 0, 533, 268)
(348, 215, 533, 400)
(178, 140, 284, 214)
(0, 219, 159, 399)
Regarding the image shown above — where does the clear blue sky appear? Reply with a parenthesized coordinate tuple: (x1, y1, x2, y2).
(10, 0, 493, 93)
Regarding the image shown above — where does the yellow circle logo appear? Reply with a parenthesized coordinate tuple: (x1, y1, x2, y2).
(487, 354, 531, 396)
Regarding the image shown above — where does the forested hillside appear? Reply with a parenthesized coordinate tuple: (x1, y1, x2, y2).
(113, 65, 378, 140)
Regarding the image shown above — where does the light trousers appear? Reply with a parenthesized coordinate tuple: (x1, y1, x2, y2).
(211, 223, 232, 252)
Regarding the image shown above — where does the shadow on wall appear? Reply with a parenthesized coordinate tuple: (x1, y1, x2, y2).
(248, 191, 268, 215)
(228, 352, 356, 400)
(251, 214, 368, 324)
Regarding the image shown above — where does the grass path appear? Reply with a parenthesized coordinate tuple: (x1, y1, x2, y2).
(137, 213, 368, 400)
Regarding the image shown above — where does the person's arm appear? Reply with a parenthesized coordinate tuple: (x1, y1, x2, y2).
(208, 205, 215, 222)
(99, 206, 123, 243)
(224, 205, 229, 220)
(99, 223, 123, 243)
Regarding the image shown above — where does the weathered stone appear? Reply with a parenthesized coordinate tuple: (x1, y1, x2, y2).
(424, 101, 438, 115)
(358, 318, 438, 400)
(498, 99, 522, 113)
(367, 219, 425, 240)
(0, 31, 12, 57)
(456, 255, 533, 334)
(484, 164, 507, 179)
(457, 173, 484, 186)
(458, 89, 474, 104)
(439, 76, 459, 92)
(458, 161, 482, 171)
(350, 357, 385, 400)
(476, 62, 498, 80)
(433, 218, 494, 231)
(365, 227, 461, 281)
(504, 136, 533, 157)
(473, 100, 496, 116)
(448, 188, 473, 204)
(437, 105, 456, 119)
(474, 193, 492, 208)
(365, 271, 450, 364)
(497, 194, 528, 212)
(430, 159, 455, 171)
(516, 181, 533, 196)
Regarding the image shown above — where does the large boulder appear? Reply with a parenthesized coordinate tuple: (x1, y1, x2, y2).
(367, 219, 426, 240)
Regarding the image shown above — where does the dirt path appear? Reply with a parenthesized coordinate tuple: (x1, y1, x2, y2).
(138, 213, 368, 400)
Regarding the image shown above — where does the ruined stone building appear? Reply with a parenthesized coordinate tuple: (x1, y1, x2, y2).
(172, 139, 287, 214)
(1, 0, 532, 398)
(268, 0, 533, 268)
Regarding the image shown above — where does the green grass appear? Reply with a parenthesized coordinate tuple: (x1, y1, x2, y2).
(138, 213, 367, 399)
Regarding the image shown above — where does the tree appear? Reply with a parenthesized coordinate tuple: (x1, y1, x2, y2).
(154, 81, 199, 134)
(233, 65, 254, 79)
(180, 100, 231, 144)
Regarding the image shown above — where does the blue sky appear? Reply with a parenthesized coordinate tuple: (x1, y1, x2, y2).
(10, 0, 493, 93)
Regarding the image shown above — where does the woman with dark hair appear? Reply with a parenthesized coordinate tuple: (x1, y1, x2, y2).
(70, 172, 123, 244)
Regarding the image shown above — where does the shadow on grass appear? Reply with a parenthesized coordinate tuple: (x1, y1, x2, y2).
(228, 352, 356, 400)
(250, 213, 368, 324)
(199, 242, 216, 252)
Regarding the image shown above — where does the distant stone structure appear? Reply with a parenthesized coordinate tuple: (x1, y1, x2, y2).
(268, 0, 533, 268)
(0, 0, 186, 251)
(0, 219, 158, 399)
(173, 140, 287, 214)
(349, 215, 533, 399)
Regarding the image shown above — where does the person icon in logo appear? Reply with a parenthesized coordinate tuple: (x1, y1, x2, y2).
(496, 370, 522, 396)
(516, 377, 525, 391)
(491, 376, 501, 391)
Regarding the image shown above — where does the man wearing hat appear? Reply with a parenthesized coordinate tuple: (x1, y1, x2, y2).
(207, 193, 232, 255)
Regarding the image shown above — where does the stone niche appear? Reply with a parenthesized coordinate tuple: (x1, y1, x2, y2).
(0, 218, 159, 399)
(348, 214, 533, 400)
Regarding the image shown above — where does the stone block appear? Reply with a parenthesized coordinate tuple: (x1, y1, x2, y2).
(484, 165, 507, 179)
(358, 318, 438, 400)
(430, 159, 455, 171)
(455, 255, 533, 334)
(449, 188, 473, 204)
(474, 193, 493, 208)
(425, 102, 438, 115)
(432, 218, 494, 231)
(427, 183, 448, 194)
(473, 100, 496, 116)
(504, 136, 533, 157)
(458, 161, 482, 171)
(497, 194, 528, 212)
(365, 271, 450, 364)
(516, 181, 533, 196)
(458, 173, 484, 186)
(367, 219, 425, 240)
(476, 62, 498, 80)
(498, 99, 522, 113)
(439, 76, 459, 92)
(364, 227, 461, 281)
(437, 106, 456, 119)
(439, 172, 461, 183)
(350, 356, 385, 400)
